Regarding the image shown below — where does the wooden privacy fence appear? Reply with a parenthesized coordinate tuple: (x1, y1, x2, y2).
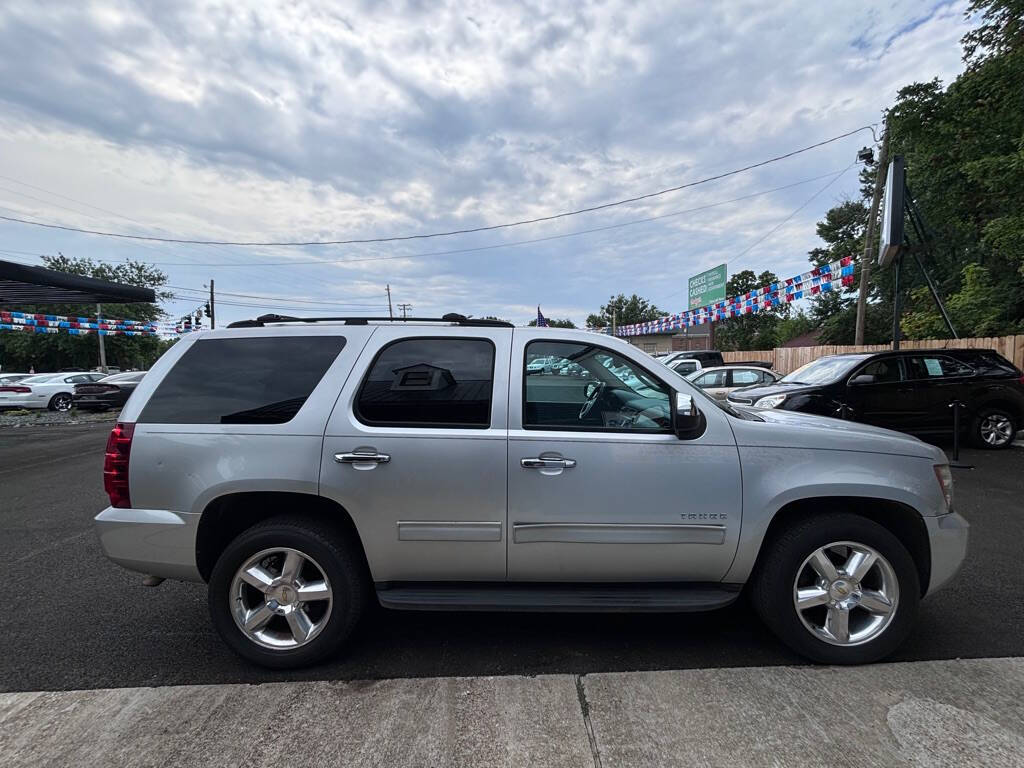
(722, 335, 1024, 375)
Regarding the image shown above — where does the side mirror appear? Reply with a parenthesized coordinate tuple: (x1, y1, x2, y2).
(850, 374, 876, 385)
(672, 392, 706, 440)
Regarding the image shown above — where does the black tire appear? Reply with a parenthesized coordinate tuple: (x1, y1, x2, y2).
(751, 512, 920, 664)
(208, 516, 367, 669)
(48, 393, 73, 412)
(971, 406, 1017, 450)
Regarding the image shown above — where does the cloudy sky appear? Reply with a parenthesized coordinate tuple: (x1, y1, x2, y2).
(0, 0, 974, 328)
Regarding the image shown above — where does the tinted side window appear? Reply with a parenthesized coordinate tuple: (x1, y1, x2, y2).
(672, 360, 698, 375)
(356, 338, 494, 428)
(906, 355, 974, 380)
(139, 336, 345, 424)
(967, 353, 1018, 376)
(859, 359, 903, 383)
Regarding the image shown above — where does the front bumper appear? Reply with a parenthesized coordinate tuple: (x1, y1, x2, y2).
(94, 507, 203, 582)
(924, 511, 969, 597)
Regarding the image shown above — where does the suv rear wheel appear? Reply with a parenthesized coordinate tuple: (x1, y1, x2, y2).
(972, 406, 1017, 449)
(208, 516, 366, 668)
(751, 512, 920, 664)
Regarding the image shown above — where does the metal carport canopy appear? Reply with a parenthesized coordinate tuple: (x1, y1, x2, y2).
(0, 259, 155, 305)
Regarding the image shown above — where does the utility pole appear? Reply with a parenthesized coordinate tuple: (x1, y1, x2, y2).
(855, 128, 889, 346)
(386, 284, 393, 319)
(96, 303, 108, 374)
(397, 302, 412, 319)
(209, 279, 215, 329)
(611, 307, 616, 337)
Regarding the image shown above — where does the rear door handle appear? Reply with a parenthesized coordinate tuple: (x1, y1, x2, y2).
(521, 457, 576, 469)
(335, 452, 391, 464)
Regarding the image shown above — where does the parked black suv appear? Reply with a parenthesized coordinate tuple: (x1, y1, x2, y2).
(727, 348, 1024, 449)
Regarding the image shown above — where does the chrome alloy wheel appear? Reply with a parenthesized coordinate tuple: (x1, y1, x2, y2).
(980, 413, 1015, 447)
(52, 394, 72, 412)
(793, 541, 898, 647)
(230, 547, 333, 650)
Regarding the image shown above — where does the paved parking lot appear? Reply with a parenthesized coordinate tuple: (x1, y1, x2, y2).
(1, 422, 1022, 693)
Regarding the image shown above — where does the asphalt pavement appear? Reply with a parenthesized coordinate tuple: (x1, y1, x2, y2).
(1, 422, 1022, 693)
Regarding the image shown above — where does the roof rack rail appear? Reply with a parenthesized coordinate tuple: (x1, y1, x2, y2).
(227, 312, 514, 329)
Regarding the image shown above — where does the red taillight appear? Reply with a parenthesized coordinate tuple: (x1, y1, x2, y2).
(103, 422, 135, 508)
(0, 386, 30, 393)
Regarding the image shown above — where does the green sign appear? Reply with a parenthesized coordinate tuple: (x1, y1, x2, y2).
(688, 264, 727, 310)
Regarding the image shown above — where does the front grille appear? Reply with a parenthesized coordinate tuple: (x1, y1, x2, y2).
(729, 397, 753, 405)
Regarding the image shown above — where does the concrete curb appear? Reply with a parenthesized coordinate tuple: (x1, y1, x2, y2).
(2, 658, 1023, 767)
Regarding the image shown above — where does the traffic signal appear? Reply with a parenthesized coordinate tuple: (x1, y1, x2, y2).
(204, 302, 211, 318)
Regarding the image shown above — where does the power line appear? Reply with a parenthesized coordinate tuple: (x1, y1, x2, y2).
(166, 294, 388, 312)
(6, 169, 848, 269)
(659, 161, 858, 302)
(0, 126, 874, 247)
(167, 285, 386, 305)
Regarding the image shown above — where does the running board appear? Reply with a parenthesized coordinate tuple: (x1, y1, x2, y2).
(374, 582, 741, 613)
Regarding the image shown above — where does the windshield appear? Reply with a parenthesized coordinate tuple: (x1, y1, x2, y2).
(781, 356, 865, 385)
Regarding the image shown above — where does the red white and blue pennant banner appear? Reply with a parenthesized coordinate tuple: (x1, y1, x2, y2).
(0, 323, 157, 337)
(0, 310, 157, 334)
(616, 257, 854, 336)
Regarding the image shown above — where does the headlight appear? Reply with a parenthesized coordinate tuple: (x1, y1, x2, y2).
(933, 464, 954, 512)
(754, 394, 787, 408)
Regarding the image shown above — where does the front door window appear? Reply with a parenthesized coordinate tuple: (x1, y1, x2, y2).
(524, 341, 670, 431)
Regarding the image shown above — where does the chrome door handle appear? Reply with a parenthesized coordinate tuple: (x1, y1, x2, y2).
(335, 452, 391, 464)
(521, 457, 576, 469)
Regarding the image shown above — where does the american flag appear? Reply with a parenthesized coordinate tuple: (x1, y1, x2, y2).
(536, 306, 548, 327)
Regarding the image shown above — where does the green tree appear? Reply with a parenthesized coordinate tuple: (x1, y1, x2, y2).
(902, 263, 1008, 338)
(714, 270, 790, 351)
(773, 309, 817, 346)
(0, 255, 171, 372)
(586, 294, 662, 328)
(528, 317, 576, 328)
(803, 197, 893, 344)
(804, 0, 1024, 341)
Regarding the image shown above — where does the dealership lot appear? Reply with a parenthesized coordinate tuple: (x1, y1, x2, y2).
(1, 422, 1022, 694)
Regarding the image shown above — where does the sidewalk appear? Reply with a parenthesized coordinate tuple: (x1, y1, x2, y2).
(2, 658, 1023, 767)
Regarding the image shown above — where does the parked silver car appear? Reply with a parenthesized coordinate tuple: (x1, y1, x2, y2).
(94, 315, 967, 669)
(0, 370, 106, 411)
(687, 365, 782, 400)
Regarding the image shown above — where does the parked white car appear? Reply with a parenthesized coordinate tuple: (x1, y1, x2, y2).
(0, 371, 107, 411)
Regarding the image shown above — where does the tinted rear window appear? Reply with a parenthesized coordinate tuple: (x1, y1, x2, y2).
(139, 336, 345, 424)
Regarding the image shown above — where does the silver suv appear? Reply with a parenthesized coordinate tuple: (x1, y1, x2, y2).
(94, 315, 968, 668)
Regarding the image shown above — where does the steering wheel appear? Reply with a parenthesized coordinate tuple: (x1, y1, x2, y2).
(579, 381, 606, 419)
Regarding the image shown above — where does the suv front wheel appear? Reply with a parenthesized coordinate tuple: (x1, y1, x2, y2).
(751, 512, 920, 664)
(208, 516, 366, 668)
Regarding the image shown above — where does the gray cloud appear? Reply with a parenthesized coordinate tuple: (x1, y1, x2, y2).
(0, 0, 974, 325)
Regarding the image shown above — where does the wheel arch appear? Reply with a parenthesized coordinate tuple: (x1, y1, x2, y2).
(973, 397, 1023, 422)
(749, 496, 931, 596)
(195, 491, 368, 582)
